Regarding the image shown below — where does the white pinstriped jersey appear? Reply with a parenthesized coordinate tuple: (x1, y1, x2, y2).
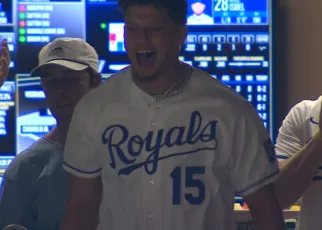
(276, 96, 322, 230)
(63, 66, 279, 230)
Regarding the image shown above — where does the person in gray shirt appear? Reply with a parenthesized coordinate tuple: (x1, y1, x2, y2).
(0, 37, 102, 230)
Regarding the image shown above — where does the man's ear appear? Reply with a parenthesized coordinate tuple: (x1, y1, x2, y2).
(178, 25, 188, 47)
(92, 73, 102, 88)
(40, 78, 46, 91)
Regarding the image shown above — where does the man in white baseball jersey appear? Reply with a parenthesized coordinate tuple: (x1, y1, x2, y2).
(0, 39, 10, 88)
(61, 0, 285, 229)
(274, 97, 322, 230)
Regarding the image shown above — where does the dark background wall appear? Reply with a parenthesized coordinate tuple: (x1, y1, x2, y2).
(274, 0, 322, 137)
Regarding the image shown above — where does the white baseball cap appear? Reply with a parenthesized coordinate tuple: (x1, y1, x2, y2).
(30, 37, 99, 77)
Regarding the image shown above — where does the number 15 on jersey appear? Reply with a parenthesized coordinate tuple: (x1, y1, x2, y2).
(170, 166, 206, 205)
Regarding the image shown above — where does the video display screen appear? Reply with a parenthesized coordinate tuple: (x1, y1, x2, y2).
(0, 0, 274, 171)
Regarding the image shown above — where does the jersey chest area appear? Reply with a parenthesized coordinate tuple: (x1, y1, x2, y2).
(95, 105, 234, 178)
(94, 106, 236, 221)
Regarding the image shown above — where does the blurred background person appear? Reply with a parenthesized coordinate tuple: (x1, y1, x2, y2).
(275, 97, 322, 230)
(0, 39, 10, 88)
(0, 37, 101, 230)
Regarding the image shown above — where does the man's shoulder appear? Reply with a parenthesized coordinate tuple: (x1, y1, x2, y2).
(187, 15, 193, 20)
(193, 68, 239, 97)
(287, 96, 322, 122)
(5, 138, 62, 179)
(292, 97, 321, 111)
(193, 68, 256, 115)
(101, 67, 130, 86)
(79, 67, 130, 105)
(203, 13, 213, 20)
(90, 67, 129, 93)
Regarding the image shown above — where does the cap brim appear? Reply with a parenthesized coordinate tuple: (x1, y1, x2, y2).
(30, 60, 88, 77)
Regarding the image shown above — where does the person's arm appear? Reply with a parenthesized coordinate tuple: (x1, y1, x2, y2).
(274, 100, 322, 209)
(0, 158, 35, 229)
(61, 176, 102, 230)
(230, 104, 285, 230)
(0, 39, 9, 88)
(244, 183, 285, 230)
(60, 97, 102, 230)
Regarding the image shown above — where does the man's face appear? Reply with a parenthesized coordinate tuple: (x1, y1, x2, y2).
(40, 65, 93, 124)
(191, 2, 206, 15)
(123, 4, 187, 82)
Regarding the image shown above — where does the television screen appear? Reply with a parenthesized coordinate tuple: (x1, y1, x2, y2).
(0, 0, 274, 172)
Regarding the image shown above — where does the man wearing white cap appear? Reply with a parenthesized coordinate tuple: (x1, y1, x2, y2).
(0, 37, 101, 230)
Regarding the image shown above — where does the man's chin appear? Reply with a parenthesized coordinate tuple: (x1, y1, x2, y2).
(136, 75, 158, 82)
(54, 111, 73, 125)
(132, 68, 160, 83)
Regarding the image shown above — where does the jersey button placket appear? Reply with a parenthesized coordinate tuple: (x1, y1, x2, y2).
(145, 173, 158, 229)
(144, 106, 159, 229)
(151, 104, 161, 128)
(153, 104, 163, 230)
(156, 146, 163, 229)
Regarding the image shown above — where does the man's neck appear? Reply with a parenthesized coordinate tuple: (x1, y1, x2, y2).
(44, 125, 67, 145)
(133, 60, 185, 96)
(194, 13, 203, 17)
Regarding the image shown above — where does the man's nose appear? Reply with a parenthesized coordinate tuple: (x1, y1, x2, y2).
(136, 28, 150, 43)
(55, 84, 69, 95)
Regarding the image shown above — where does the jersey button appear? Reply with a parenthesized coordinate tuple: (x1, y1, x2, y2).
(152, 121, 156, 126)
(148, 214, 153, 219)
(149, 180, 154, 185)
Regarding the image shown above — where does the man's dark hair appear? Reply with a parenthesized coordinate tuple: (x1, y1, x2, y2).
(86, 67, 99, 79)
(118, 0, 187, 25)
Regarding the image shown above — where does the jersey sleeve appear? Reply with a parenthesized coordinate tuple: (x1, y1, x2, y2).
(63, 97, 102, 178)
(230, 104, 279, 197)
(275, 102, 306, 161)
